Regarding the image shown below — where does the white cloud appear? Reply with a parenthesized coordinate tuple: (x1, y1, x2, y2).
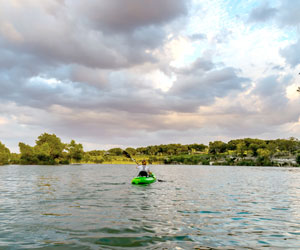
(0, 116, 8, 125)
(0, 21, 23, 43)
(144, 70, 176, 92)
(0, 0, 300, 152)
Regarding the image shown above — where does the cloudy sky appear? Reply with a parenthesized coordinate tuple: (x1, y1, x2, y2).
(1, 0, 300, 152)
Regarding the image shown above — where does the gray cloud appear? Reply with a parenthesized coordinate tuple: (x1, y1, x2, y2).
(248, 3, 277, 22)
(247, 0, 300, 27)
(277, 0, 300, 27)
(251, 74, 292, 116)
(0, 0, 190, 72)
(189, 33, 207, 41)
(175, 57, 215, 74)
(246, 1, 300, 67)
(213, 29, 233, 44)
(69, 65, 110, 89)
(280, 39, 300, 67)
(0, 0, 299, 152)
(73, 0, 189, 33)
(171, 67, 249, 106)
(0, 0, 193, 116)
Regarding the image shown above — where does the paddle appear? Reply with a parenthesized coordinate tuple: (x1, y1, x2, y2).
(123, 150, 139, 165)
(122, 150, 165, 182)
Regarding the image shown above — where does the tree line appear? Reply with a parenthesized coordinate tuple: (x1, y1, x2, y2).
(0, 133, 300, 166)
(0, 133, 84, 165)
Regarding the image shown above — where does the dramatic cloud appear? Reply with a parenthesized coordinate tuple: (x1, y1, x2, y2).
(247, 0, 300, 26)
(280, 40, 300, 67)
(171, 66, 249, 108)
(277, 0, 300, 27)
(74, 0, 189, 33)
(248, 3, 277, 23)
(189, 33, 207, 41)
(247, 0, 300, 68)
(0, 0, 184, 71)
(0, 0, 299, 152)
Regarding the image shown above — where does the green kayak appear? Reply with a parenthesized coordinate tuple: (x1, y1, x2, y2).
(131, 173, 156, 185)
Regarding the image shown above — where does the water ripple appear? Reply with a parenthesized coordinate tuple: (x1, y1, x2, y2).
(0, 165, 300, 249)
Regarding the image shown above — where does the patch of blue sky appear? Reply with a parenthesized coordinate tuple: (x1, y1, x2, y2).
(247, 20, 298, 43)
(223, 0, 280, 19)
(278, 29, 298, 42)
(182, 41, 209, 66)
(28, 75, 83, 97)
(179, 0, 296, 68)
(28, 76, 61, 88)
(222, 0, 298, 43)
(223, 0, 258, 19)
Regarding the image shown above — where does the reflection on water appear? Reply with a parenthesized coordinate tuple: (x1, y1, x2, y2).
(0, 164, 299, 249)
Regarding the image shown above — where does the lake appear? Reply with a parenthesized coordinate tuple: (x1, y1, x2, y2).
(0, 164, 299, 249)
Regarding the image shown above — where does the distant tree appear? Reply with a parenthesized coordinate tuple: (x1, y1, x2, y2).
(148, 146, 159, 155)
(10, 153, 20, 164)
(274, 138, 299, 155)
(167, 148, 175, 155)
(236, 142, 247, 157)
(86, 150, 105, 156)
(19, 133, 67, 165)
(67, 140, 84, 163)
(266, 141, 277, 157)
(296, 154, 300, 165)
(19, 142, 37, 164)
(178, 145, 189, 154)
(188, 143, 207, 153)
(209, 141, 227, 154)
(165, 144, 178, 155)
(136, 147, 148, 155)
(249, 143, 260, 157)
(125, 147, 136, 156)
(34, 142, 52, 164)
(35, 133, 65, 160)
(0, 142, 10, 165)
(227, 140, 238, 150)
(108, 147, 123, 156)
(257, 148, 271, 158)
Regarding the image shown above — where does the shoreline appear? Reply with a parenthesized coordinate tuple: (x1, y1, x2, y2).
(4, 162, 299, 168)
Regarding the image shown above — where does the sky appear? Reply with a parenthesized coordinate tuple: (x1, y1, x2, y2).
(0, 0, 300, 152)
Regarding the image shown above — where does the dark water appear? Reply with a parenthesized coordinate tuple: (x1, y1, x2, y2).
(0, 164, 299, 249)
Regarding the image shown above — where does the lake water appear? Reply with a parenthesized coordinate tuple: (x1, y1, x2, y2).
(0, 164, 299, 249)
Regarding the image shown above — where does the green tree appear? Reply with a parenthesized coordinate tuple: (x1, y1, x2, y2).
(34, 142, 52, 164)
(19, 142, 37, 164)
(266, 141, 277, 157)
(275, 138, 299, 155)
(10, 153, 20, 164)
(108, 147, 123, 156)
(236, 142, 247, 157)
(188, 143, 207, 153)
(257, 148, 271, 158)
(136, 147, 148, 155)
(296, 154, 300, 166)
(148, 146, 159, 155)
(86, 150, 105, 156)
(67, 140, 84, 163)
(249, 143, 260, 156)
(36, 133, 65, 160)
(19, 133, 67, 165)
(125, 147, 136, 156)
(0, 142, 10, 165)
(209, 141, 227, 154)
(178, 145, 189, 154)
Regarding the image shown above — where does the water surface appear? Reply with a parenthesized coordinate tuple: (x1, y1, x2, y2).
(0, 164, 299, 249)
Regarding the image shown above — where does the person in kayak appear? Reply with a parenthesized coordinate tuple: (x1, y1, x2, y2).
(137, 160, 151, 177)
